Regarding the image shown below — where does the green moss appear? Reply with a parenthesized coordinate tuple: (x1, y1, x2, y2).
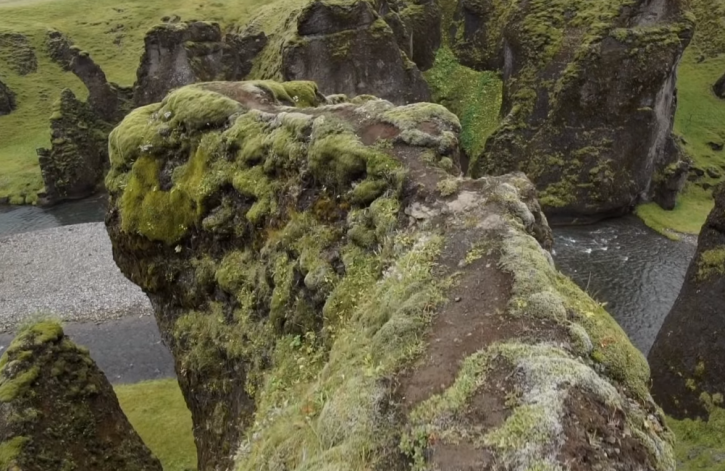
(250, 80, 323, 108)
(0, 366, 40, 402)
(0, 436, 29, 469)
(437, 178, 459, 196)
(697, 248, 725, 280)
(669, 404, 725, 471)
(423, 47, 502, 163)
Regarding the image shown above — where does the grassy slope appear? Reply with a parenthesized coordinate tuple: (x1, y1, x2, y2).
(0, 0, 269, 203)
(669, 405, 725, 471)
(635, 0, 725, 237)
(115, 379, 197, 471)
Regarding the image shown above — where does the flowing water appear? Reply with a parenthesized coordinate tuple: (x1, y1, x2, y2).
(0, 197, 696, 355)
(551, 216, 696, 354)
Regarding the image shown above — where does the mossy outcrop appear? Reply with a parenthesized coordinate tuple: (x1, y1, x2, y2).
(649, 183, 725, 419)
(0, 32, 37, 76)
(276, 0, 431, 103)
(715, 71, 725, 99)
(107, 80, 675, 470)
(0, 79, 14, 116)
(450, 0, 694, 222)
(0, 321, 162, 471)
(38, 30, 133, 205)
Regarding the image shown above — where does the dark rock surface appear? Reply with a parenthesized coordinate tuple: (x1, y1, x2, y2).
(0, 32, 37, 75)
(453, 0, 694, 222)
(105, 80, 675, 471)
(37, 89, 112, 204)
(715, 71, 725, 98)
(281, 0, 431, 104)
(649, 183, 725, 419)
(0, 322, 162, 471)
(0, 78, 15, 115)
(46, 30, 132, 122)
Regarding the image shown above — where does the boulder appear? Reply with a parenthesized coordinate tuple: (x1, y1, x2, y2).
(452, 0, 694, 222)
(0, 32, 37, 75)
(649, 183, 725, 419)
(46, 30, 132, 122)
(106, 80, 675, 470)
(0, 79, 15, 115)
(0, 321, 162, 471)
(37, 89, 112, 204)
(715, 71, 725, 98)
(280, 0, 430, 104)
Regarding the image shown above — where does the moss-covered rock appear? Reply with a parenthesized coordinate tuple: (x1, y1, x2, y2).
(107, 80, 674, 470)
(0, 32, 37, 76)
(0, 78, 15, 116)
(37, 89, 113, 205)
(649, 183, 725, 419)
(0, 321, 162, 471)
(451, 0, 694, 222)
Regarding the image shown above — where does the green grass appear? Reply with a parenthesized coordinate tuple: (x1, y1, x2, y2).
(423, 47, 502, 169)
(0, 0, 271, 203)
(636, 183, 714, 239)
(668, 406, 725, 471)
(114, 379, 197, 471)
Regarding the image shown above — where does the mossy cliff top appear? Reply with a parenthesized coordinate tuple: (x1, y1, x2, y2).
(0, 321, 161, 471)
(106, 80, 673, 470)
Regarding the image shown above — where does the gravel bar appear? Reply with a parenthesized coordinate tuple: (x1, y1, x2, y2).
(0, 222, 153, 331)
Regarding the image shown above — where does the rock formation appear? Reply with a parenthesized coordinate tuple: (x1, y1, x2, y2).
(452, 0, 694, 222)
(106, 80, 675, 470)
(36, 89, 113, 204)
(0, 32, 37, 75)
(133, 3, 432, 108)
(0, 79, 15, 115)
(277, 0, 431, 103)
(715, 71, 725, 99)
(649, 183, 725, 419)
(0, 321, 162, 471)
(38, 31, 132, 205)
(46, 30, 132, 122)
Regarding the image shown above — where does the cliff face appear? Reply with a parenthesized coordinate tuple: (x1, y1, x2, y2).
(0, 322, 162, 471)
(649, 183, 725, 419)
(106, 80, 674, 471)
(452, 0, 694, 222)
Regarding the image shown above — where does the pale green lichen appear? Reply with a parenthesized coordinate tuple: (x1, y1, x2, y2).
(697, 248, 725, 280)
(0, 436, 29, 469)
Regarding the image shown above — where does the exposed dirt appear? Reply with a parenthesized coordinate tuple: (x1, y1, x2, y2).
(559, 388, 655, 471)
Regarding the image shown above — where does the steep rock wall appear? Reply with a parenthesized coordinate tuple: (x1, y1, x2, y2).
(106, 80, 675, 471)
(0, 322, 162, 471)
(715, 70, 725, 98)
(451, 0, 694, 222)
(649, 183, 725, 419)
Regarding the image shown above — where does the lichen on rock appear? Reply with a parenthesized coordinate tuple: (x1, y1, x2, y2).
(0, 321, 162, 471)
(106, 79, 675, 470)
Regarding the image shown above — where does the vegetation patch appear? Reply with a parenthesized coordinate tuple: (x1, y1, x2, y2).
(668, 400, 725, 471)
(115, 379, 197, 471)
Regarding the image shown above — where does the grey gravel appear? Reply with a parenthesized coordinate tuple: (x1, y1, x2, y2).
(0, 222, 153, 332)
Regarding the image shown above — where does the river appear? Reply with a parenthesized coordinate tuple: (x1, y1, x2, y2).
(0, 198, 696, 355)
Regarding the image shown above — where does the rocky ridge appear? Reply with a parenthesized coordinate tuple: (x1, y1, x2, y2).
(0, 322, 162, 471)
(105, 80, 675, 470)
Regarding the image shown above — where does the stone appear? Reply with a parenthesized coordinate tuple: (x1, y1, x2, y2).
(281, 0, 431, 104)
(650, 183, 725, 419)
(715, 71, 725, 99)
(36, 89, 112, 204)
(0, 78, 15, 116)
(707, 141, 724, 151)
(0, 321, 162, 471)
(106, 80, 675, 470)
(0, 32, 37, 75)
(707, 166, 722, 179)
(452, 0, 694, 222)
